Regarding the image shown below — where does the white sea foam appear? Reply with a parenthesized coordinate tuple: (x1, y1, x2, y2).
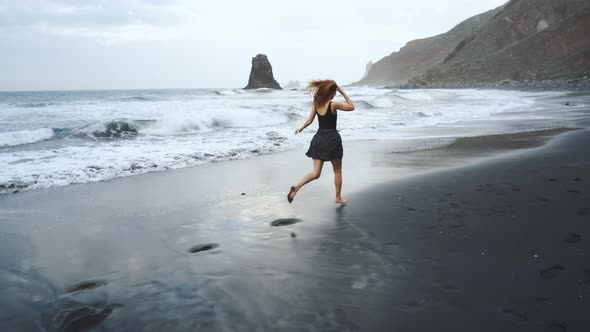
(0, 87, 581, 194)
(0, 128, 55, 147)
(142, 107, 291, 136)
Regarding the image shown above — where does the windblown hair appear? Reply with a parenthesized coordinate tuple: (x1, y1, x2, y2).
(306, 79, 337, 110)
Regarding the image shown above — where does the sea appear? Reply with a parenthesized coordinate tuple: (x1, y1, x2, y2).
(1, 87, 588, 195)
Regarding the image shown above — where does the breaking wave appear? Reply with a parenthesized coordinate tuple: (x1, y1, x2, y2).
(0, 128, 55, 147)
(74, 120, 140, 140)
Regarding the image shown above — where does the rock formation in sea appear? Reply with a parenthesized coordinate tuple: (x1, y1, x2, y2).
(353, 6, 502, 86)
(284, 80, 302, 89)
(409, 0, 590, 89)
(244, 54, 282, 90)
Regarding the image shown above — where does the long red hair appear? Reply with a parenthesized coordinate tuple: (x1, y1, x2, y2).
(306, 79, 337, 110)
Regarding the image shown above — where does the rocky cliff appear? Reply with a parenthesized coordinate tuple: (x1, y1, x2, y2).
(361, 61, 373, 79)
(353, 6, 502, 86)
(244, 54, 282, 90)
(411, 0, 590, 88)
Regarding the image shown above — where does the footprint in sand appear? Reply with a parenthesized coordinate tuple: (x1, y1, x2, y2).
(540, 264, 565, 279)
(563, 233, 581, 244)
(548, 322, 568, 332)
(429, 280, 459, 292)
(66, 280, 108, 293)
(501, 308, 528, 321)
(187, 243, 219, 253)
(396, 299, 436, 313)
(270, 218, 302, 227)
(535, 297, 553, 304)
(578, 278, 590, 290)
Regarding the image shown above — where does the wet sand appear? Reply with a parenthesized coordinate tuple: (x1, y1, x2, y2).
(0, 128, 589, 331)
(340, 129, 590, 331)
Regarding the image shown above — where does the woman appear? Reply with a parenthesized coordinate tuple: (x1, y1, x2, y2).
(287, 80, 355, 204)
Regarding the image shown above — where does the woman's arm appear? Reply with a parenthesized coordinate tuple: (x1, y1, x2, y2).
(332, 86, 355, 111)
(295, 105, 316, 134)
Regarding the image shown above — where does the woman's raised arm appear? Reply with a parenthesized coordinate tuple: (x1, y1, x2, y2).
(332, 86, 355, 111)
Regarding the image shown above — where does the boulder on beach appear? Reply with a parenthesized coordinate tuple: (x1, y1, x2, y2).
(244, 54, 282, 90)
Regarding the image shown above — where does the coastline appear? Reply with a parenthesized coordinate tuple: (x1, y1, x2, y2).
(1, 128, 589, 331)
(367, 79, 590, 91)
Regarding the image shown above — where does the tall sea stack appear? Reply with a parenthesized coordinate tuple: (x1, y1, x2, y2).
(244, 54, 282, 90)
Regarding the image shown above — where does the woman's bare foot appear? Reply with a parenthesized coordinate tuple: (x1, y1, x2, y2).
(335, 197, 347, 205)
(287, 186, 296, 203)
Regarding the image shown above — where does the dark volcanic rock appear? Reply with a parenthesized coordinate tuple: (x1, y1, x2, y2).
(564, 233, 581, 243)
(540, 264, 566, 279)
(410, 0, 590, 88)
(244, 54, 282, 90)
(443, 0, 588, 66)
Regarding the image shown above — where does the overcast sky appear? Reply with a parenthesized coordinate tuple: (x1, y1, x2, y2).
(0, 0, 507, 91)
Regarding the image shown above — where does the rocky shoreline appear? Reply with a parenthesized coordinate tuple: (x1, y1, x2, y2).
(399, 77, 590, 91)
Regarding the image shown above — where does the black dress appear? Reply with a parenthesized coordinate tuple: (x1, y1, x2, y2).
(305, 102, 343, 161)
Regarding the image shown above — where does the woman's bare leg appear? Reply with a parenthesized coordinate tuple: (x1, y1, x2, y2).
(289, 159, 324, 201)
(331, 159, 346, 204)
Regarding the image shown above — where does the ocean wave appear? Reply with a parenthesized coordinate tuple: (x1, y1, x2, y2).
(355, 96, 407, 108)
(74, 120, 140, 140)
(0, 87, 575, 196)
(0, 128, 298, 195)
(211, 90, 243, 96)
(384, 90, 408, 98)
(120, 96, 157, 102)
(355, 101, 378, 109)
(356, 93, 433, 109)
(0, 128, 55, 147)
(248, 88, 277, 94)
(143, 109, 291, 136)
(366, 96, 396, 108)
(15, 102, 58, 108)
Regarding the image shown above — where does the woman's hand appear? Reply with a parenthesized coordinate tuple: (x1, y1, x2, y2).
(295, 128, 302, 135)
(333, 86, 355, 111)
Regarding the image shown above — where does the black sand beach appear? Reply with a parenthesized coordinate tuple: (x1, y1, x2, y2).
(1, 128, 589, 331)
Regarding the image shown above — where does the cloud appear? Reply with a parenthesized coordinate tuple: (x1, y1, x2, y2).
(0, 0, 508, 90)
(0, 0, 193, 43)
